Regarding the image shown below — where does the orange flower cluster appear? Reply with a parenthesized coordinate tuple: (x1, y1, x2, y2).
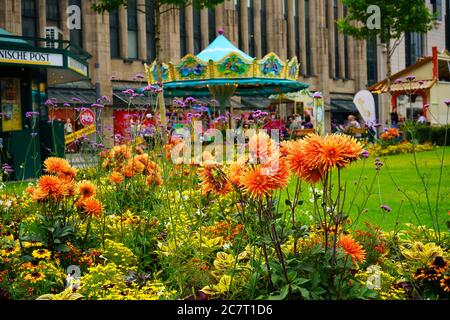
(73, 180, 102, 218)
(380, 128, 400, 141)
(204, 220, 245, 243)
(28, 157, 77, 202)
(286, 134, 363, 184)
(198, 164, 231, 196)
(229, 132, 290, 198)
(164, 136, 184, 161)
(102, 146, 163, 187)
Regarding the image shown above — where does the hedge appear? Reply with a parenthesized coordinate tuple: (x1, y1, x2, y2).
(403, 125, 450, 146)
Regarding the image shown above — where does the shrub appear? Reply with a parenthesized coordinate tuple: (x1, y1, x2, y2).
(404, 125, 450, 146)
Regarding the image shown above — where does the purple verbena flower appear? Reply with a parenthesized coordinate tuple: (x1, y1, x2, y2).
(123, 89, 135, 95)
(313, 91, 323, 99)
(380, 205, 392, 212)
(2, 163, 13, 174)
(362, 150, 369, 158)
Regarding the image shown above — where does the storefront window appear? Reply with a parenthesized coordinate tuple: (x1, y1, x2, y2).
(0, 78, 22, 132)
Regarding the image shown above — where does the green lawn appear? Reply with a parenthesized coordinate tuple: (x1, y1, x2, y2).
(3, 180, 31, 195)
(281, 148, 450, 232)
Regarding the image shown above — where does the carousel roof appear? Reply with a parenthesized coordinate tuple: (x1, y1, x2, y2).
(196, 34, 254, 62)
(144, 31, 308, 98)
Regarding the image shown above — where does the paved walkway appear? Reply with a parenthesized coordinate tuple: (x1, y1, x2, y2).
(65, 152, 99, 168)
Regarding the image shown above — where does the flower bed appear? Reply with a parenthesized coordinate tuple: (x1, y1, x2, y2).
(0, 133, 448, 300)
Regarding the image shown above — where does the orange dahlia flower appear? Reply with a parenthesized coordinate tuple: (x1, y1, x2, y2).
(82, 197, 103, 218)
(227, 163, 247, 186)
(36, 175, 68, 199)
(75, 180, 96, 199)
(198, 165, 231, 196)
(108, 171, 124, 184)
(338, 235, 366, 264)
(43, 157, 70, 175)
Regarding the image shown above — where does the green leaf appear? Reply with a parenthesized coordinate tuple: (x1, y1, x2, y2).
(299, 287, 310, 299)
(285, 199, 292, 206)
(295, 278, 310, 285)
(268, 285, 289, 300)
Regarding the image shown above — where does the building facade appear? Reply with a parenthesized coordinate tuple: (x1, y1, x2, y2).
(373, 0, 450, 125)
(1, 0, 448, 145)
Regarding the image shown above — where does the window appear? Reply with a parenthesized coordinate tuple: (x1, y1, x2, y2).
(284, 0, 290, 57)
(431, 0, 442, 21)
(180, 7, 187, 57)
(208, 8, 216, 43)
(333, 0, 340, 78)
(260, 0, 267, 56)
(405, 32, 423, 67)
(46, 0, 60, 27)
(247, 0, 255, 57)
(127, 0, 138, 59)
(236, 0, 242, 48)
(367, 36, 378, 85)
(110, 9, 120, 58)
(193, 8, 202, 53)
(146, 0, 156, 61)
(446, 0, 450, 51)
(343, 5, 349, 79)
(294, 0, 300, 59)
(305, 0, 312, 75)
(22, 0, 38, 44)
(69, 0, 83, 49)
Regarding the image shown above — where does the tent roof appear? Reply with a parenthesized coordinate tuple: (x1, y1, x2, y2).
(196, 34, 253, 62)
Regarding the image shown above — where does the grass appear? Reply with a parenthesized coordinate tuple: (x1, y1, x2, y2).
(2, 180, 32, 195)
(281, 148, 450, 231)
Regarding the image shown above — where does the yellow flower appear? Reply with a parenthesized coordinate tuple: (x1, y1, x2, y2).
(0, 247, 18, 257)
(32, 248, 51, 260)
(24, 271, 46, 283)
(23, 241, 43, 248)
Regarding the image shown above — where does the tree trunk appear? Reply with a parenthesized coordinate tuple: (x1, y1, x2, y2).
(154, 0, 167, 142)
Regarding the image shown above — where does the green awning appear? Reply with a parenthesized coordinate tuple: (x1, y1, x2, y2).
(0, 31, 90, 84)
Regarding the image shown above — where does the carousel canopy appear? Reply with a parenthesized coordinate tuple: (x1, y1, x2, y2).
(144, 31, 308, 99)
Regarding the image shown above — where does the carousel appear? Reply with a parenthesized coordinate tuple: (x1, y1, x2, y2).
(144, 29, 309, 118)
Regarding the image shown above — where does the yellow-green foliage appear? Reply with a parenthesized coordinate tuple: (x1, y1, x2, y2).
(368, 142, 434, 156)
(37, 289, 84, 300)
(78, 263, 175, 300)
(102, 239, 137, 267)
(355, 267, 407, 300)
(201, 246, 253, 297)
(400, 242, 444, 265)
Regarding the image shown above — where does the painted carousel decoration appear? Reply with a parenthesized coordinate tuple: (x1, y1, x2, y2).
(145, 29, 308, 116)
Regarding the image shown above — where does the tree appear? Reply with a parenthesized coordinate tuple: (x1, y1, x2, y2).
(337, 0, 435, 112)
(91, 0, 226, 139)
